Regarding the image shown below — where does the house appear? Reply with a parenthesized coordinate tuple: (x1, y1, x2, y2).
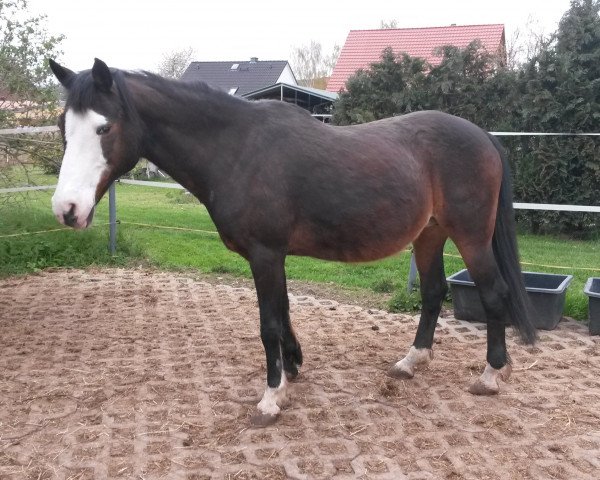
(0, 86, 28, 116)
(327, 24, 506, 92)
(0, 85, 53, 126)
(180, 57, 297, 96)
(180, 57, 337, 121)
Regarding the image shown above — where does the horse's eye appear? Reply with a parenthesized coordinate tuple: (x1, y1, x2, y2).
(96, 125, 111, 135)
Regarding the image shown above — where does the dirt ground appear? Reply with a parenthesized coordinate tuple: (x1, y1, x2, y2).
(1, 268, 599, 480)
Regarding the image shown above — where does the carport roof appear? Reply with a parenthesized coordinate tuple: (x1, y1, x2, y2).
(243, 83, 338, 102)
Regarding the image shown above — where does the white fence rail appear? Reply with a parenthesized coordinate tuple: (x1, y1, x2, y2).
(0, 126, 59, 135)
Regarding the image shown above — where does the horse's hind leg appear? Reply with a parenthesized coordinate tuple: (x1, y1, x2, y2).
(389, 225, 447, 379)
(459, 244, 512, 395)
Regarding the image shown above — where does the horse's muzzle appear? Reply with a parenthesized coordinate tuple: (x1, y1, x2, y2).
(57, 203, 95, 229)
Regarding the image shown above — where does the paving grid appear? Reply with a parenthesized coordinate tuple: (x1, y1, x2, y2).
(0, 268, 599, 479)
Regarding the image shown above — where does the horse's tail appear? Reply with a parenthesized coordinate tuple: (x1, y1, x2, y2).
(488, 133, 537, 345)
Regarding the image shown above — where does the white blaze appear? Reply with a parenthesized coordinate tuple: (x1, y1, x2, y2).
(51, 109, 109, 229)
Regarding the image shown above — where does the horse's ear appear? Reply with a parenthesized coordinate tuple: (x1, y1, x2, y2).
(49, 59, 75, 88)
(92, 58, 113, 93)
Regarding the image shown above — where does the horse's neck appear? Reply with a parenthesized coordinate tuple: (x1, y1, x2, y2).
(129, 77, 249, 203)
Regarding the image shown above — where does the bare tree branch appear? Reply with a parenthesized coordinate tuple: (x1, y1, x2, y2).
(156, 47, 195, 79)
(290, 41, 340, 89)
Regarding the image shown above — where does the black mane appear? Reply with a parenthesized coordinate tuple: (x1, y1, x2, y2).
(65, 67, 241, 121)
(66, 66, 302, 133)
(135, 71, 238, 105)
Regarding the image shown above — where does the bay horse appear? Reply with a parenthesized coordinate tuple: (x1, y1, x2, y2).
(49, 58, 536, 426)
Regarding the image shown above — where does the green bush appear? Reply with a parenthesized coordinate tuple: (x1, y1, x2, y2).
(388, 290, 422, 313)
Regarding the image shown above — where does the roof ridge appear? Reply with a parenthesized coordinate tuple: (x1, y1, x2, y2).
(189, 60, 288, 64)
(349, 23, 504, 33)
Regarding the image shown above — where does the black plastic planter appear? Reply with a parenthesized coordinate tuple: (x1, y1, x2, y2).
(584, 278, 600, 336)
(447, 269, 573, 330)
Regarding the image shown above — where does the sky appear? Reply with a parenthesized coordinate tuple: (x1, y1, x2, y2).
(28, 0, 574, 72)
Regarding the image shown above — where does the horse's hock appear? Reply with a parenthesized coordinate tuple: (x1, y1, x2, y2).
(1, 268, 599, 479)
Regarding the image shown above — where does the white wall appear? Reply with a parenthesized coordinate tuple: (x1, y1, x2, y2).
(277, 64, 297, 86)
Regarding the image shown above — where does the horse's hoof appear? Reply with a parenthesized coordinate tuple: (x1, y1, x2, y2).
(468, 379, 499, 395)
(387, 364, 414, 380)
(468, 363, 511, 395)
(387, 346, 433, 380)
(250, 413, 279, 428)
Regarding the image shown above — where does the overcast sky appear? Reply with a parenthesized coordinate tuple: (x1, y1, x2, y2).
(28, 0, 574, 72)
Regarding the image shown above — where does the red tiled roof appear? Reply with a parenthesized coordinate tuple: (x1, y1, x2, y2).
(327, 24, 505, 92)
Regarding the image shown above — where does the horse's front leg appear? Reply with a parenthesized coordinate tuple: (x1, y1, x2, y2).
(249, 246, 292, 426)
(280, 288, 303, 380)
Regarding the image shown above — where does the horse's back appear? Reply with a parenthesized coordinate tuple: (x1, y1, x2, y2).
(216, 108, 502, 262)
(282, 111, 502, 261)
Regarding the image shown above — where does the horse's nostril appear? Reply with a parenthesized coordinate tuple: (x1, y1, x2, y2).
(63, 204, 77, 227)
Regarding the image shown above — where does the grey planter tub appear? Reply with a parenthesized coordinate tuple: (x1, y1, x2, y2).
(447, 269, 573, 330)
(584, 278, 600, 335)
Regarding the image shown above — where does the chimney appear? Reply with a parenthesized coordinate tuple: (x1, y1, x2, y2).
(250, 56, 258, 63)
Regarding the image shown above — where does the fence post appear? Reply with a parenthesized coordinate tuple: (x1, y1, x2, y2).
(108, 182, 117, 254)
(407, 251, 418, 293)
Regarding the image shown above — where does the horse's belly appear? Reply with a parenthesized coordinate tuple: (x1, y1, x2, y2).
(288, 216, 427, 262)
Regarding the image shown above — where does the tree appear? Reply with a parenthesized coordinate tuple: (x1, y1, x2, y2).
(334, 48, 429, 125)
(380, 20, 399, 29)
(426, 41, 513, 128)
(0, 0, 64, 190)
(291, 41, 340, 89)
(333, 42, 508, 128)
(515, 0, 600, 234)
(156, 47, 195, 79)
(0, 0, 64, 127)
(505, 16, 550, 69)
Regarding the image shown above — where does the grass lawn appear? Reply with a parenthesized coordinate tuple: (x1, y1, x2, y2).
(1, 178, 598, 320)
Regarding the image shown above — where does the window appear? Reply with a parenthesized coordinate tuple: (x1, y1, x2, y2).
(230, 63, 239, 70)
(228, 87, 238, 95)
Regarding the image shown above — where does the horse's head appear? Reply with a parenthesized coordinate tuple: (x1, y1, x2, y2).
(49, 58, 142, 229)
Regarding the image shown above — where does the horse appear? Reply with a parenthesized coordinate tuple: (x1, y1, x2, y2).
(49, 58, 536, 426)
